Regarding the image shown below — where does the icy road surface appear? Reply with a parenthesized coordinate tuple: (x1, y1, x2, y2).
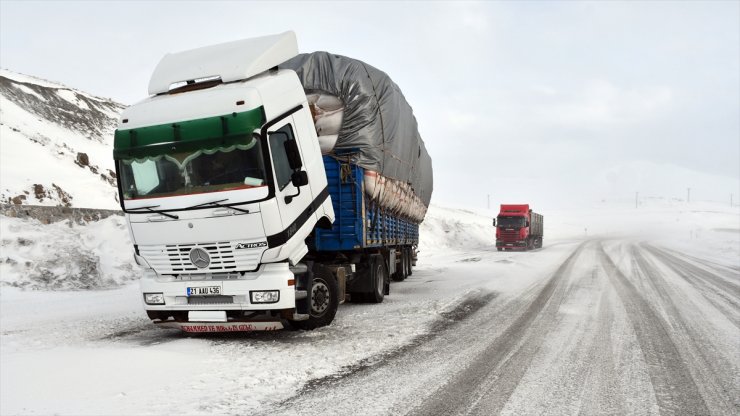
(1, 202, 739, 415)
(263, 240, 739, 416)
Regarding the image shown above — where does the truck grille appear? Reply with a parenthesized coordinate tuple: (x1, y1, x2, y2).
(499, 230, 519, 241)
(139, 241, 263, 274)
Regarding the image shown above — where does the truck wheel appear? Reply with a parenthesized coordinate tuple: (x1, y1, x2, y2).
(392, 249, 407, 282)
(497, 247, 502, 252)
(403, 249, 410, 278)
(406, 248, 414, 277)
(367, 254, 387, 303)
(293, 267, 339, 330)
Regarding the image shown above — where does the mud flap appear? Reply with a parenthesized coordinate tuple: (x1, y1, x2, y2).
(294, 261, 314, 316)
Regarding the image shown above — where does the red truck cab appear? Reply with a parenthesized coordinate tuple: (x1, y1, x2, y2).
(493, 204, 543, 251)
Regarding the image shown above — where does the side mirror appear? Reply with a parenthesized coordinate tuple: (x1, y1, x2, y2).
(492, 218, 496, 227)
(285, 171, 309, 204)
(291, 171, 308, 187)
(283, 138, 303, 170)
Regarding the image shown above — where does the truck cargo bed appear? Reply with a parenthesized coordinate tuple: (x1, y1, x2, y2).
(310, 155, 419, 252)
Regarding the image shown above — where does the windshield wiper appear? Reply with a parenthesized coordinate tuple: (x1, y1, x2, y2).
(186, 199, 250, 214)
(126, 205, 180, 220)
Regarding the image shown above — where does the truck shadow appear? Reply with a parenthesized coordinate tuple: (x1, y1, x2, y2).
(102, 321, 319, 346)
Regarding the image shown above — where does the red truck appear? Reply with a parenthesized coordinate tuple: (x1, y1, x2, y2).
(493, 204, 543, 251)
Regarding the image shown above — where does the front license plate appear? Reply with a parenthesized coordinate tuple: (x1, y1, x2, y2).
(187, 286, 221, 296)
(159, 321, 284, 332)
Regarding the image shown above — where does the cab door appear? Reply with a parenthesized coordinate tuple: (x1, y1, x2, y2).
(266, 116, 313, 240)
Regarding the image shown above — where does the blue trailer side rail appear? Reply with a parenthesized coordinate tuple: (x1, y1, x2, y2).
(309, 154, 419, 252)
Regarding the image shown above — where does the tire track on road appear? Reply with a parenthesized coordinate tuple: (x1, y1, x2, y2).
(407, 242, 587, 416)
(259, 243, 587, 416)
(599, 244, 710, 416)
(576, 287, 627, 416)
(499, 253, 633, 416)
(672, 250, 740, 280)
(632, 245, 739, 414)
(647, 245, 740, 294)
(643, 244, 740, 329)
(299, 290, 499, 391)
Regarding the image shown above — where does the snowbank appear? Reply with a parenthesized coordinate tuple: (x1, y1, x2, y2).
(419, 204, 494, 254)
(0, 215, 136, 290)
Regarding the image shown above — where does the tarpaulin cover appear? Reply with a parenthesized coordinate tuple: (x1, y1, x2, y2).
(279, 52, 433, 207)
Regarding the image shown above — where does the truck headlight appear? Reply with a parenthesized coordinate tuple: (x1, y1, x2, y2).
(250, 290, 280, 304)
(144, 293, 165, 305)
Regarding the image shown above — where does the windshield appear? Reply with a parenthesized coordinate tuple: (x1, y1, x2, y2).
(118, 136, 266, 200)
(497, 216, 526, 228)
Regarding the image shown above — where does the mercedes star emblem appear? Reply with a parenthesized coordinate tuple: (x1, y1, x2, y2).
(189, 247, 211, 269)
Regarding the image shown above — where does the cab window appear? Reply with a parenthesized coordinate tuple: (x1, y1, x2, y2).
(269, 124, 298, 191)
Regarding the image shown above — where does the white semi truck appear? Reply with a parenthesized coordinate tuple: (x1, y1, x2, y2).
(113, 32, 433, 332)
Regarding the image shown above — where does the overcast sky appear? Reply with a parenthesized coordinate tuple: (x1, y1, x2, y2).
(1, 1, 738, 210)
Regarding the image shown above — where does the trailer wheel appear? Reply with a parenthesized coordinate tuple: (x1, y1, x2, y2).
(293, 267, 339, 330)
(406, 247, 414, 277)
(392, 248, 407, 282)
(367, 254, 387, 303)
(403, 248, 410, 278)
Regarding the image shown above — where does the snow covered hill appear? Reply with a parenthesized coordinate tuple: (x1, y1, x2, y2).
(0, 69, 124, 209)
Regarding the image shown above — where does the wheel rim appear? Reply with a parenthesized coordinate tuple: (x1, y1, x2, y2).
(311, 279, 330, 316)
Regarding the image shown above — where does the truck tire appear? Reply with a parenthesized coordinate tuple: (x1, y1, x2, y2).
(392, 248, 407, 282)
(367, 254, 387, 303)
(406, 247, 413, 276)
(293, 266, 339, 330)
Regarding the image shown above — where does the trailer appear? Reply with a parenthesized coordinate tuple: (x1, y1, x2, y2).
(310, 153, 420, 300)
(113, 32, 432, 331)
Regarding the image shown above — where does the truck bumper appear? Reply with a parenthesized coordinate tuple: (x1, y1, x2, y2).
(140, 262, 296, 330)
(496, 240, 527, 250)
(158, 320, 284, 332)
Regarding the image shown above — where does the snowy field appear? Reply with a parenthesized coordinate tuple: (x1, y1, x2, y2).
(1, 200, 738, 415)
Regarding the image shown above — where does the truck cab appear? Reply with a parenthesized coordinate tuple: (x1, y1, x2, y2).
(113, 33, 334, 331)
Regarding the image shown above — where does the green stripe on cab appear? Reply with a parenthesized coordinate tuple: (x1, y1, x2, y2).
(113, 106, 265, 159)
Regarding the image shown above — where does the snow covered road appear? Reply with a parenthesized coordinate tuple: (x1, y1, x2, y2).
(264, 240, 739, 416)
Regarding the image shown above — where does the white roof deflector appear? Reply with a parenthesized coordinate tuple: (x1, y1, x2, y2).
(147, 31, 298, 95)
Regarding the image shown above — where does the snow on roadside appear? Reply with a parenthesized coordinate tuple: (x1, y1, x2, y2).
(0, 215, 136, 290)
(419, 204, 495, 253)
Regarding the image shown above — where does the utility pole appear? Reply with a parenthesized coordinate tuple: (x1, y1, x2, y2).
(487, 194, 490, 210)
(687, 187, 691, 203)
